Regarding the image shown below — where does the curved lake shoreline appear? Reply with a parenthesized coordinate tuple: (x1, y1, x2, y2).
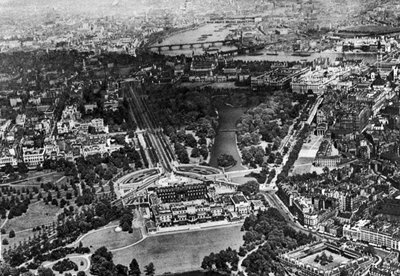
(209, 106, 247, 172)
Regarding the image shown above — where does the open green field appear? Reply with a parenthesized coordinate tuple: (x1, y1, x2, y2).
(210, 107, 247, 172)
(80, 226, 142, 251)
(2, 228, 34, 251)
(230, 176, 257, 184)
(4, 201, 60, 233)
(291, 135, 323, 175)
(291, 157, 314, 175)
(113, 225, 244, 274)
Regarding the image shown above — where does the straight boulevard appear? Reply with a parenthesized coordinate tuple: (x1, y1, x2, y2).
(126, 83, 174, 172)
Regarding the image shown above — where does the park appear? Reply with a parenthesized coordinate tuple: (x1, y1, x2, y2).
(209, 106, 247, 172)
(112, 224, 244, 274)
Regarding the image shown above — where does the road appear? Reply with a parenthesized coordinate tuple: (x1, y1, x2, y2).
(43, 254, 91, 273)
(262, 191, 346, 244)
(262, 95, 324, 190)
(0, 171, 59, 186)
(261, 192, 308, 234)
(306, 96, 323, 125)
(0, 211, 9, 229)
(126, 84, 173, 172)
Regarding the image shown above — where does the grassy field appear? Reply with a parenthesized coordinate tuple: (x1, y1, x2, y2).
(210, 107, 247, 172)
(4, 201, 60, 233)
(291, 135, 323, 175)
(80, 226, 142, 251)
(2, 228, 35, 251)
(113, 225, 244, 274)
(1, 201, 61, 251)
(291, 157, 314, 175)
(230, 176, 257, 184)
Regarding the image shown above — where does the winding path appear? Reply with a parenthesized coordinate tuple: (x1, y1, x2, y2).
(70, 223, 119, 247)
(237, 241, 266, 276)
(0, 171, 59, 187)
(0, 211, 9, 229)
(43, 254, 91, 272)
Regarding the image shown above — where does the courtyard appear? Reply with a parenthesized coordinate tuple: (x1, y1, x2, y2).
(300, 249, 352, 270)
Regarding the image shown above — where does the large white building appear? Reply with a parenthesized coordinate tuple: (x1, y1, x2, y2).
(343, 221, 400, 250)
(291, 66, 350, 94)
(0, 148, 17, 167)
(22, 147, 45, 167)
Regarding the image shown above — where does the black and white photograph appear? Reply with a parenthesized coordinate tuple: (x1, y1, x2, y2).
(0, 0, 399, 275)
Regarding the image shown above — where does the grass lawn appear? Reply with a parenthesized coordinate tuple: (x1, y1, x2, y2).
(291, 157, 314, 175)
(4, 201, 61, 233)
(2, 229, 35, 251)
(80, 226, 142, 251)
(113, 224, 244, 274)
(291, 135, 324, 175)
(230, 176, 257, 184)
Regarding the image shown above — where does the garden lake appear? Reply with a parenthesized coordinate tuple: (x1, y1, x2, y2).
(209, 106, 247, 172)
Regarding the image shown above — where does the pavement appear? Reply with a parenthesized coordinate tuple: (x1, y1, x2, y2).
(237, 241, 266, 276)
(43, 253, 91, 273)
(0, 171, 59, 186)
(152, 219, 243, 235)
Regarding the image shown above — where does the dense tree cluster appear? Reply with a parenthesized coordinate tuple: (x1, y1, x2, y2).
(241, 146, 265, 167)
(201, 247, 239, 273)
(119, 208, 134, 232)
(148, 87, 216, 129)
(246, 168, 269, 183)
(217, 154, 237, 168)
(52, 258, 78, 273)
(241, 209, 315, 275)
(42, 159, 77, 176)
(237, 181, 260, 197)
(276, 124, 310, 183)
(236, 93, 307, 147)
(75, 146, 143, 184)
(38, 267, 55, 276)
(90, 246, 148, 276)
(314, 252, 334, 266)
(30, 243, 90, 268)
(0, 50, 89, 93)
(90, 247, 117, 275)
(147, 87, 218, 162)
(202, 208, 315, 276)
(4, 196, 30, 220)
(174, 142, 190, 164)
